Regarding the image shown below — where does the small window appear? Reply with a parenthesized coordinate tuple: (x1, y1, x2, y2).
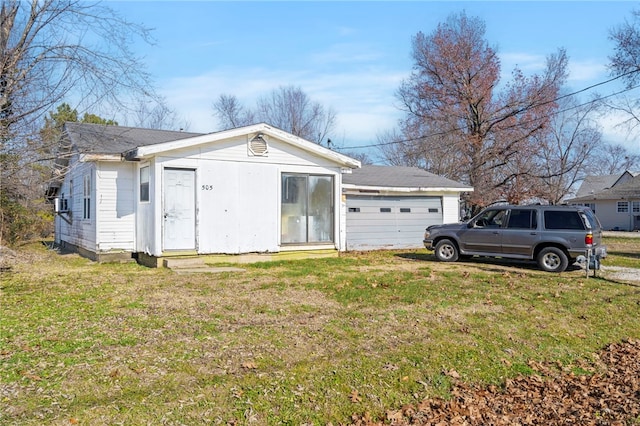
(140, 166, 150, 202)
(380, 207, 391, 213)
(83, 174, 91, 220)
(633, 201, 640, 213)
(617, 201, 629, 213)
(428, 208, 439, 213)
(348, 207, 360, 213)
(400, 208, 411, 213)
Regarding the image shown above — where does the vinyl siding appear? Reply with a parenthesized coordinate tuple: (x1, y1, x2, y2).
(95, 162, 136, 251)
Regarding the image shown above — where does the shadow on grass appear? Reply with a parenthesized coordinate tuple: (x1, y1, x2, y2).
(607, 251, 640, 259)
(394, 252, 585, 273)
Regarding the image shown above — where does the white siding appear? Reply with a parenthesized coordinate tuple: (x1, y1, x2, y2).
(154, 135, 342, 169)
(591, 200, 639, 231)
(442, 193, 462, 224)
(136, 159, 157, 255)
(55, 159, 96, 251)
(139, 134, 346, 255)
(95, 162, 135, 251)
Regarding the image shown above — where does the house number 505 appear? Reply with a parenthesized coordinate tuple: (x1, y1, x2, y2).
(201, 185, 213, 191)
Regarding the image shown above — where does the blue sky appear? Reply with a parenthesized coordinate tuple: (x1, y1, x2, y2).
(110, 1, 640, 159)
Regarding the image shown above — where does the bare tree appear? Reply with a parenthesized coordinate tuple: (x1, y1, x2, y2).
(212, 86, 337, 145)
(607, 9, 640, 146)
(393, 12, 567, 211)
(533, 96, 603, 203)
(0, 0, 161, 244)
(590, 142, 640, 175)
(213, 94, 255, 129)
(131, 98, 186, 131)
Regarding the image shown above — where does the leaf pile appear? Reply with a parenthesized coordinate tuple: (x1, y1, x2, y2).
(352, 339, 640, 425)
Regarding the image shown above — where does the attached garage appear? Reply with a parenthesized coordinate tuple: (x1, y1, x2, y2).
(346, 195, 443, 250)
(342, 166, 473, 250)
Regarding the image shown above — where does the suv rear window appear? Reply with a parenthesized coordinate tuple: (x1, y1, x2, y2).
(543, 210, 585, 230)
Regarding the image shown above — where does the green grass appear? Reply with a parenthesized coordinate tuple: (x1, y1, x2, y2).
(1, 237, 639, 425)
(604, 236, 640, 268)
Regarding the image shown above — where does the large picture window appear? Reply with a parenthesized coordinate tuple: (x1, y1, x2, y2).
(281, 173, 334, 244)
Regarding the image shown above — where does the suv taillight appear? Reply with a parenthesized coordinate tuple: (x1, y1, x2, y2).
(585, 233, 593, 246)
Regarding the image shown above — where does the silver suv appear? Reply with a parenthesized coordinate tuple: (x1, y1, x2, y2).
(423, 205, 606, 272)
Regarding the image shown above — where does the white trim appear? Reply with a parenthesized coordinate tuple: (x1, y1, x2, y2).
(342, 184, 474, 193)
(125, 123, 361, 169)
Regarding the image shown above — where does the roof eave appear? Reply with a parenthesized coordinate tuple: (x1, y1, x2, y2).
(122, 122, 361, 168)
(79, 153, 122, 162)
(342, 184, 474, 193)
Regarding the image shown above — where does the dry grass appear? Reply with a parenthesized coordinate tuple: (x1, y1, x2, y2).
(1, 239, 639, 425)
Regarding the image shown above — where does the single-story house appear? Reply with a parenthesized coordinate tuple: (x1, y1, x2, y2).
(49, 122, 472, 264)
(342, 165, 473, 250)
(568, 170, 640, 231)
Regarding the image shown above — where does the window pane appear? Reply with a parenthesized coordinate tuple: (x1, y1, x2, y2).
(140, 166, 150, 202)
(308, 176, 333, 242)
(507, 210, 535, 229)
(83, 175, 91, 219)
(544, 211, 584, 230)
(281, 175, 307, 243)
(280, 174, 334, 244)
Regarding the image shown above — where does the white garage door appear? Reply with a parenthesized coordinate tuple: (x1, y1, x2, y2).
(346, 195, 443, 250)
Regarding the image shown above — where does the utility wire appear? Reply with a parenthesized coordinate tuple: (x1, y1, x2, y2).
(343, 69, 640, 151)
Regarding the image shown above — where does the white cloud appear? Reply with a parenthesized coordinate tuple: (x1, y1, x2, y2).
(567, 60, 607, 85)
(597, 110, 640, 153)
(159, 65, 407, 148)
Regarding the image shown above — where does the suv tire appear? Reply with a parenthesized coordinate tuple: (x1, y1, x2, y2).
(537, 247, 569, 273)
(435, 239, 459, 262)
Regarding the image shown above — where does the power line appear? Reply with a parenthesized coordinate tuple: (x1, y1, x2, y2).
(343, 69, 640, 151)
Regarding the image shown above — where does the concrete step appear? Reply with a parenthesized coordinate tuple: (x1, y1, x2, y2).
(163, 257, 245, 274)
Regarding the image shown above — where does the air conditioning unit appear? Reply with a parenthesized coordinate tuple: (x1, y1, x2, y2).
(54, 197, 69, 213)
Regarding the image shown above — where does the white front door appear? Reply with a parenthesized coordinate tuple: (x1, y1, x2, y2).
(163, 168, 196, 251)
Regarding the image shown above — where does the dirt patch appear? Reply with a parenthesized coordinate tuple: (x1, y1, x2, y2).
(352, 339, 640, 425)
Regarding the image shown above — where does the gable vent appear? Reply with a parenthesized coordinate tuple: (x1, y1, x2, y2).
(248, 133, 268, 156)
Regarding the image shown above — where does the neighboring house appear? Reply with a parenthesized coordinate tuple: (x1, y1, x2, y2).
(568, 171, 640, 231)
(342, 165, 473, 250)
(49, 122, 473, 264)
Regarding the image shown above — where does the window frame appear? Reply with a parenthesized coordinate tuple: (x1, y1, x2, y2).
(140, 165, 150, 203)
(280, 173, 334, 245)
(83, 174, 91, 220)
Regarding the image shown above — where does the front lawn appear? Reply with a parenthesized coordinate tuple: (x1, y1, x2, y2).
(1, 238, 638, 425)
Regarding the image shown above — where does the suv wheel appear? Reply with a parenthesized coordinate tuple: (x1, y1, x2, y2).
(537, 247, 569, 272)
(435, 239, 459, 262)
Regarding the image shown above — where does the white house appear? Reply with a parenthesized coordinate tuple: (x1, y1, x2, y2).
(50, 122, 472, 264)
(51, 122, 360, 265)
(568, 171, 640, 231)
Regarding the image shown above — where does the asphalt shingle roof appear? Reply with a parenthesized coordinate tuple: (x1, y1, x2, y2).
(64, 122, 204, 155)
(572, 174, 640, 201)
(343, 165, 470, 189)
(574, 174, 624, 198)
